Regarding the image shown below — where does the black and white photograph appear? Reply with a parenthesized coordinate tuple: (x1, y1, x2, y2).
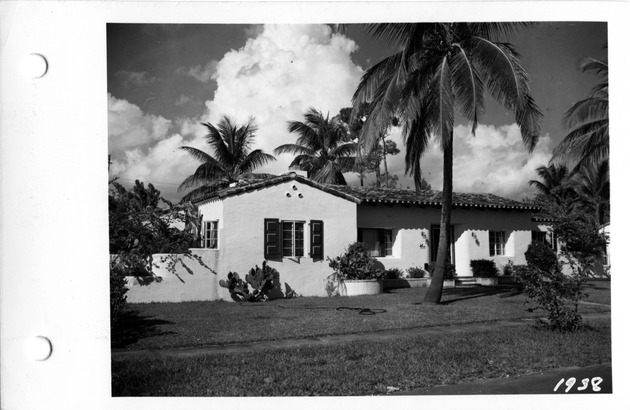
(107, 21, 612, 396)
(1, 1, 629, 409)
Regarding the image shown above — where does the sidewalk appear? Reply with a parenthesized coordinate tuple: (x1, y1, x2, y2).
(112, 311, 610, 361)
(396, 363, 612, 395)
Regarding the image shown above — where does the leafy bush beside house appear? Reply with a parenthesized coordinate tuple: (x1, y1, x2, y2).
(470, 259, 499, 278)
(326, 242, 382, 296)
(108, 179, 200, 325)
(382, 268, 405, 280)
(327, 242, 381, 280)
(407, 266, 427, 278)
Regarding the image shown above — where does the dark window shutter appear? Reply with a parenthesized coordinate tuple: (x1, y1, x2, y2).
(310, 220, 324, 260)
(264, 218, 281, 260)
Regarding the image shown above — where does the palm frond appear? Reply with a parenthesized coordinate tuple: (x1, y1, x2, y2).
(562, 96, 608, 130)
(274, 143, 316, 157)
(329, 142, 358, 159)
(237, 150, 276, 174)
(466, 22, 536, 41)
(552, 119, 609, 164)
(177, 161, 225, 191)
(470, 37, 541, 150)
(179, 146, 214, 164)
(450, 44, 485, 134)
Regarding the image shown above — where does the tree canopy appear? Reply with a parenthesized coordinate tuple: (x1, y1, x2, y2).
(178, 116, 276, 202)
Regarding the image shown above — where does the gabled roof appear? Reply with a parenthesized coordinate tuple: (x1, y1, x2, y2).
(193, 173, 360, 205)
(194, 173, 539, 211)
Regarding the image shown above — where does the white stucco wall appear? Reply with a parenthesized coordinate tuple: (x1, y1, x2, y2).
(124, 251, 221, 303)
(199, 180, 358, 298)
(357, 204, 535, 277)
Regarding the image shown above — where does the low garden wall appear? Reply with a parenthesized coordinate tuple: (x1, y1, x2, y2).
(123, 252, 225, 303)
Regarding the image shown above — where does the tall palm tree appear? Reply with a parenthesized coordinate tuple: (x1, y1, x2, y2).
(177, 116, 276, 202)
(274, 107, 357, 184)
(552, 57, 608, 171)
(353, 23, 542, 304)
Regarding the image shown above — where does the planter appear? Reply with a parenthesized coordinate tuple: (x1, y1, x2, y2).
(339, 279, 384, 296)
(475, 277, 499, 286)
(383, 278, 430, 290)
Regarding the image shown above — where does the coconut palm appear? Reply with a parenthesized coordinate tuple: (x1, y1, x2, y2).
(353, 23, 542, 303)
(528, 163, 577, 215)
(178, 116, 276, 202)
(552, 57, 608, 171)
(571, 159, 609, 228)
(274, 107, 357, 184)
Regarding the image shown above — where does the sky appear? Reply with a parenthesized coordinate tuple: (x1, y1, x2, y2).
(107, 22, 608, 203)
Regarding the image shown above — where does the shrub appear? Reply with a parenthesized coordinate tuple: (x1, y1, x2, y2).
(524, 240, 558, 272)
(109, 259, 128, 328)
(406, 266, 427, 278)
(427, 262, 456, 280)
(219, 261, 279, 302)
(383, 268, 404, 280)
(470, 259, 499, 278)
(327, 242, 380, 280)
(515, 264, 583, 331)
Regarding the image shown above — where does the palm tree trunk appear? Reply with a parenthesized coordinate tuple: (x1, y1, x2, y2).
(423, 136, 453, 304)
(375, 164, 381, 187)
(381, 134, 389, 188)
(414, 158, 422, 193)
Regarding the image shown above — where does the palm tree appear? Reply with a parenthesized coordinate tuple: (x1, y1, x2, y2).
(353, 23, 542, 304)
(552, 56, 608, 171)
(274, 107, 357, 184)
(528, 163, 577, 215)
(177, 116, 276, 202)
(571, 160, 609, 228)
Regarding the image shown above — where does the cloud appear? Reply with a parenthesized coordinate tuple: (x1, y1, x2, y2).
(181, 60, 219, 83)
(108, 94, 172, 158)
(201, 24, 364, 175)
(175, 94, 192, 106)
(381, 124, 553, 199)
(114, 70, 156, 87)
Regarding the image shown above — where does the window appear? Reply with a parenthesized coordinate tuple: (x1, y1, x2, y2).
(282, 221, 304, 257)
(358, 228, 393, 257)
(203, 220, 218, 249)
(264, 219, 322, 260)
(531, 230, 557, 252)
(489, 230, 506, 256)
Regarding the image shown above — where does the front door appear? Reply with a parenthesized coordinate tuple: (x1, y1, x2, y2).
(430, 224, 455, 263)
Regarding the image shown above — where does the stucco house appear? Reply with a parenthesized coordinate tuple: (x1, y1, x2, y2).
(134, 172, 543, 300)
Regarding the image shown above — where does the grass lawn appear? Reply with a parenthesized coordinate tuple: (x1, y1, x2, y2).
(112, 282, 610, 351)
(112, 322, 611, 396)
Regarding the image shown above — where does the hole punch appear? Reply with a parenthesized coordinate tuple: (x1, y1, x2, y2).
(24, 336, 53, 361)
(28, 53, 49, 79)
(298, 193, 303, 198)
(285, 192, 291, 198)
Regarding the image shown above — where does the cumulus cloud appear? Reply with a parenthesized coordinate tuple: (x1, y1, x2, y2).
(175, 94, 192, 106)
(111, 25, 365, 201)
(382, 124, 553, 199)
(114, 70, 156, 87)
(201, 24, 364, 175)
(108, 97, 208, 199)
(108, 94, 172, 158)
(181, 60, 219, 83)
